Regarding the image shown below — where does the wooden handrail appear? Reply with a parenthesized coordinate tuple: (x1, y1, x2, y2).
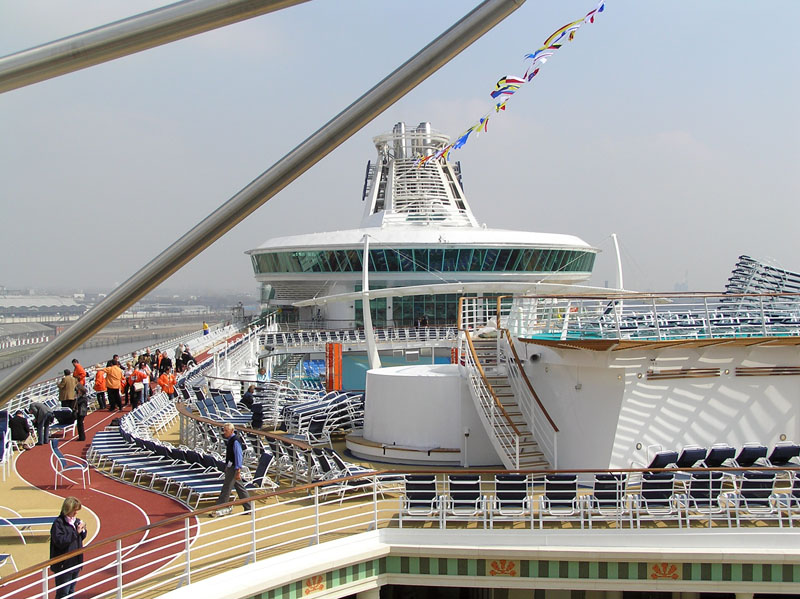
(464, 332, 521, 437)
(175, 402, 314, 451)
(502, 328, 558, 433)
(4, 462, 798, 587)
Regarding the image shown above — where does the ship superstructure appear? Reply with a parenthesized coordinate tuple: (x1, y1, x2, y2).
(247, 123, 597, 328)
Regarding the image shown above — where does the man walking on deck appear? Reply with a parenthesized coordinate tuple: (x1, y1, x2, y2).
(212, 423, 251, 516)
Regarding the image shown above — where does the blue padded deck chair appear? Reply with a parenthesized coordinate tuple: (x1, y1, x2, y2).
(538, 473, 581, 529)
(734, 444, 768, 468)
(775, 472, 800, 527)
(681, 470, 725, 528)
(0, 508, 56, 544)
(247, 452, 277, 491)
(675, 446, 708, 469)
(490, 474, 530, 527)
(646, 450, 679, 470)
(444, 474, 486, 526)
(767, 442, 800, 467)
(727, 471, 777, 527)
(635, 472, 678, 528)
(702, 444, 736, 468)
(50, 439, 90, 489)
(400, 475, 439, 528)
(585, 473, 630, 529)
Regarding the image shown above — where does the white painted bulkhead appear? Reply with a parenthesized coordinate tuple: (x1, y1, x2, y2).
(522, 344, 800, 469)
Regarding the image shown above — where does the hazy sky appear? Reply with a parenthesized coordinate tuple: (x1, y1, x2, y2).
(1, 1, 798, 295)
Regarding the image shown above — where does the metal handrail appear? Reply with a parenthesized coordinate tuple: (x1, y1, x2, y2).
(463, 334, 520, 437)
(501, 329, 557, 433)
(2, 465, 798, 599)
(500, 292, 800, 342)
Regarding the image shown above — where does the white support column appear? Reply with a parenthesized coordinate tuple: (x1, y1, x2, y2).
(356, 589, 380, 599)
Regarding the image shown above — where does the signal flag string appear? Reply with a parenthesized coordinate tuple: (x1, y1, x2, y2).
(418, 0, 605, 166)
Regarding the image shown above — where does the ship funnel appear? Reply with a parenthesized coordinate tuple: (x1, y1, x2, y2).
(414, 122, 433, 157)
(392, 122, 407, 159)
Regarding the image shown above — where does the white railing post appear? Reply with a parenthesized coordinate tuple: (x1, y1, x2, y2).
(652, 298, 662, 340)
(759, 296, 768, 336)
(313, 485, 320, 544)
(250, 507, 258, 562)
(184, 517, 192, 585)
(41, 566, 48, 599)
(372, 476, 379, 531)
(116, 539, 123, 599)
(703, 297, 713, 338)
(553, 434, 558, 469)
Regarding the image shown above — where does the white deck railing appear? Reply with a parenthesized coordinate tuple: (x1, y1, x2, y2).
(459, 332, 520, 469)
(505, 293, 800, 342)
(260, 326, 457, 353)
(1, 468, 799, 599)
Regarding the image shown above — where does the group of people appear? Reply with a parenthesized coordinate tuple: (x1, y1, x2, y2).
(9, 345, 196, 449)
(93, 347, 187, 412)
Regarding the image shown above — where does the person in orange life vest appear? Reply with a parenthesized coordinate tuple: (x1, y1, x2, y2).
(71, 359, 86, 386)
(131, 362, 148, 409)
(158, 368, 177, 399)
(93, 363, 107, 409)
(104, 360, 123, 411)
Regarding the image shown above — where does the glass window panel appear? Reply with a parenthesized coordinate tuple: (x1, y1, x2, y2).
(470, 249, 485, 272)
(369, 249, 387, 271)
(398, 250, 414, 272)
(495, 249, 512, 272)
(346, 250, 361, 272)
(482, 249, 499, 272)
(443, 249, 459, 271)
(384, 249, 399, 272)
(457, 249, 472, 271)
(429, 249, 443, 271)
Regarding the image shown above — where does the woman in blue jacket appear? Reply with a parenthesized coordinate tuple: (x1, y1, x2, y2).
(50, 496, 87, 599)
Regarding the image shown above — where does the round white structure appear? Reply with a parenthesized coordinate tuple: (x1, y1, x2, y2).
(346, 363, 499, 466)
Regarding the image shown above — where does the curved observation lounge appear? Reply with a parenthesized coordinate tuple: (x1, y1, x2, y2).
(246, 123, 597, 329)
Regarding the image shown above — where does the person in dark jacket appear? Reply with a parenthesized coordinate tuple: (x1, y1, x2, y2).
(9, 410, 32, 446)
(50, 496, 87, 599)
(212, 423, 251, 516)
(28, 401, 54, 445)
(240, 385, 255, 410)
(73, 384, 89, 441)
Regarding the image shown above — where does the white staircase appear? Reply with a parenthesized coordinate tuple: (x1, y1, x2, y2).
(463, 335, 551, 470)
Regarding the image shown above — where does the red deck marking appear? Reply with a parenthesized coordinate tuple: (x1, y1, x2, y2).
(12, 408, 198, 598)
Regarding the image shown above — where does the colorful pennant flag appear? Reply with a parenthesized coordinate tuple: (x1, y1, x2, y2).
(419, 1, 605, 167)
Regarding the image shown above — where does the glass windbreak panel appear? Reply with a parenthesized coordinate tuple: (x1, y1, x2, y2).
(457, 249, 473, 271)
(347, 250, 363, 271)
(369, 249, 387, 272)
(251, 248, 596, 274)
(481, 249, 499, 272)
(443, 249, 459, 272)
(495, 249, 513, 272)
(428, 249, 443, 271)
(384, 249, 400, 272)
(398, 250, 414, 272)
